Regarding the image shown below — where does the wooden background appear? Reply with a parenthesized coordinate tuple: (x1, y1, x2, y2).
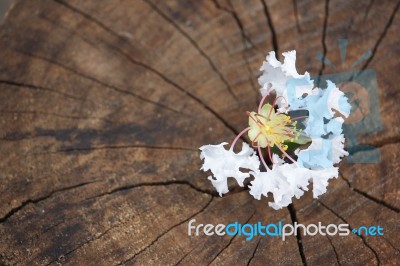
(0, 0, 399, 265)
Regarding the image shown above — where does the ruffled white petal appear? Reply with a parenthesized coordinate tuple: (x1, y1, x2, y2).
(325, 117, 344, 135)
(258, 51, 313, 108)
(326, 81, 351, 118)
(309, 167, 339, 198)
(249, 163, 309, 210)
(249, 163, 338, 209)
(329, 134, 349, 164)
(281, 50, 303, 78)
(199, 142, 260, 196)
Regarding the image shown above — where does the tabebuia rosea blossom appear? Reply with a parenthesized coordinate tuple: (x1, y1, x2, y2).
(200, 50, 351, 210)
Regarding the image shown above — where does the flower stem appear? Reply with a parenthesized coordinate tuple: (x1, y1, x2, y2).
(291, 115, 308, 121)
(258, 146, 271, 171)
(229, 127, 251, 151)
(268, 145, 274, 164)
(257, 146, 269, 171)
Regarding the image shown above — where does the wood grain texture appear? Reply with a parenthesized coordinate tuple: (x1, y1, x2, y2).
(0, 0, 399, 265)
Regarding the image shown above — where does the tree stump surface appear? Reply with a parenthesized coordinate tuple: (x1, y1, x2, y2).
(0, 0, 399, 265)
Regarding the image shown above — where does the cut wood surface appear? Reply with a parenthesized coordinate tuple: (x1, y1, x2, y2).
(0, 0, 399, 265)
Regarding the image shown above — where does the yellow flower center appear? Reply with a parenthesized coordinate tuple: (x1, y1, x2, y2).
(248, 104, 301, 149)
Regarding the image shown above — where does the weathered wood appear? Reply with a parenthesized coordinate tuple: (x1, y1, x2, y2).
(0, 0, 399, 265)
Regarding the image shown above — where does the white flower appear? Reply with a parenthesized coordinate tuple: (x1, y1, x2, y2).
(325, 117, 344, 135)
(329, 134, 349, 164)
(293, 81, 351, 138)
(199, 49, 350, 210)
(249, 163, 309, 210)
(297, 138, 333, 169)
(199, 142, 260, 196)
(309, 167, 339, 198)
(326, 81, 351, 118)
(258, 51, 313, 108)
(297, 134, 348, 168)
(249, 163, 338, 209)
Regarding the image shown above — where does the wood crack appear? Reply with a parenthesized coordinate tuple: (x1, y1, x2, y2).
(84, 180, 217, 202)
(0, 180, 99, 223)
(317, 200, 381, 265)
(287, 204, 307, 265)
(317, 0, 329, 79)
(211, 0, 260, 94)
(16, 50, 184, 115)
(207, 210, 256, 265)
(340, 174, 399, 213)
(362, 0, 400, 70)
(53, 0, 120, 40)
(143, 0, 238, 101)
(292, 0, 303, 33)
(246, 238, 261, 266)
(52, 0, 245, 139)
(35, 144, 198, 155)
(120, 196, 214, 265)
(347, 136, 400, 159)
(175, 245, 197, 266)
(46, 185, 214, 265)
(326, 236, 341, 266)
(0, 79, 85, 102)
(43, 225, 115, 266)
(0, 110, 112, 124)
(212, 0, 262, 54)
(260, 0, 279, 58)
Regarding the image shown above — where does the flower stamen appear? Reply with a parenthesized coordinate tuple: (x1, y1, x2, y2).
(248, 99, 302, 162)
(275, 143, 297, 164)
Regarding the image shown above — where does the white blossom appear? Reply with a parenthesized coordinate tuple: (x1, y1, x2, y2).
(249, 163, 310, 210)
(199, 49, 350, 209)
(309, 167, 339, 198)
(250, 163, 338, 209)
(258, 50, 313, 108)
(199, 142, 260, 196)
(329, 134, 349, 164)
